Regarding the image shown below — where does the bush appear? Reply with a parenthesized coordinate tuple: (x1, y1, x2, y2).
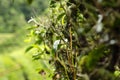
(26, 0, 120, 80)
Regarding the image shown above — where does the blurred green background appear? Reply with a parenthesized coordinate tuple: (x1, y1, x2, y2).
(0, 0, 52, 80)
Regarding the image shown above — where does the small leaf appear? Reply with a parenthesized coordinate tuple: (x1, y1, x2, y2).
(26, 26, 36, 30)
(27, 0, 33, 4)
(114, 71, 120, 77)
(50, 0, 58, 8)
(57, 12, 65, 21)
(50, 0, 55, 5)
(32, 53, 41, 60)
(62, 15, 65, 25)
(25, 46, 33, 53)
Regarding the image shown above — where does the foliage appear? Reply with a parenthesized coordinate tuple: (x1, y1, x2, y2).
(0, 48, 53, 80)
(0, 0, 48, 33)
(0, 27, 27, 54)
(26, 0, 120, 80)
(0, 0, 52, 80)
(0, 0, 48, 53)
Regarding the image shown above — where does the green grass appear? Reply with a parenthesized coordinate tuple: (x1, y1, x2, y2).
(0, 33, 14, 44)
(0, 30, 26, 54)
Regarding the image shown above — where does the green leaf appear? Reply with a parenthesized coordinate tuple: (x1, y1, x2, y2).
(114, 71, 120, 77)
(86, 45, 107, 70)
(50, 0, 56, 8)
(26, 26, 36, 30)
(32, 53, 41, 60)
(57, 12, 65, 21)
(27, 0, 33, 4)
(25, 46, 33, 53)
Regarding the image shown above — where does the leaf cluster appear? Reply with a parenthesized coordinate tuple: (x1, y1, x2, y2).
(26, 0, 120, 80)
